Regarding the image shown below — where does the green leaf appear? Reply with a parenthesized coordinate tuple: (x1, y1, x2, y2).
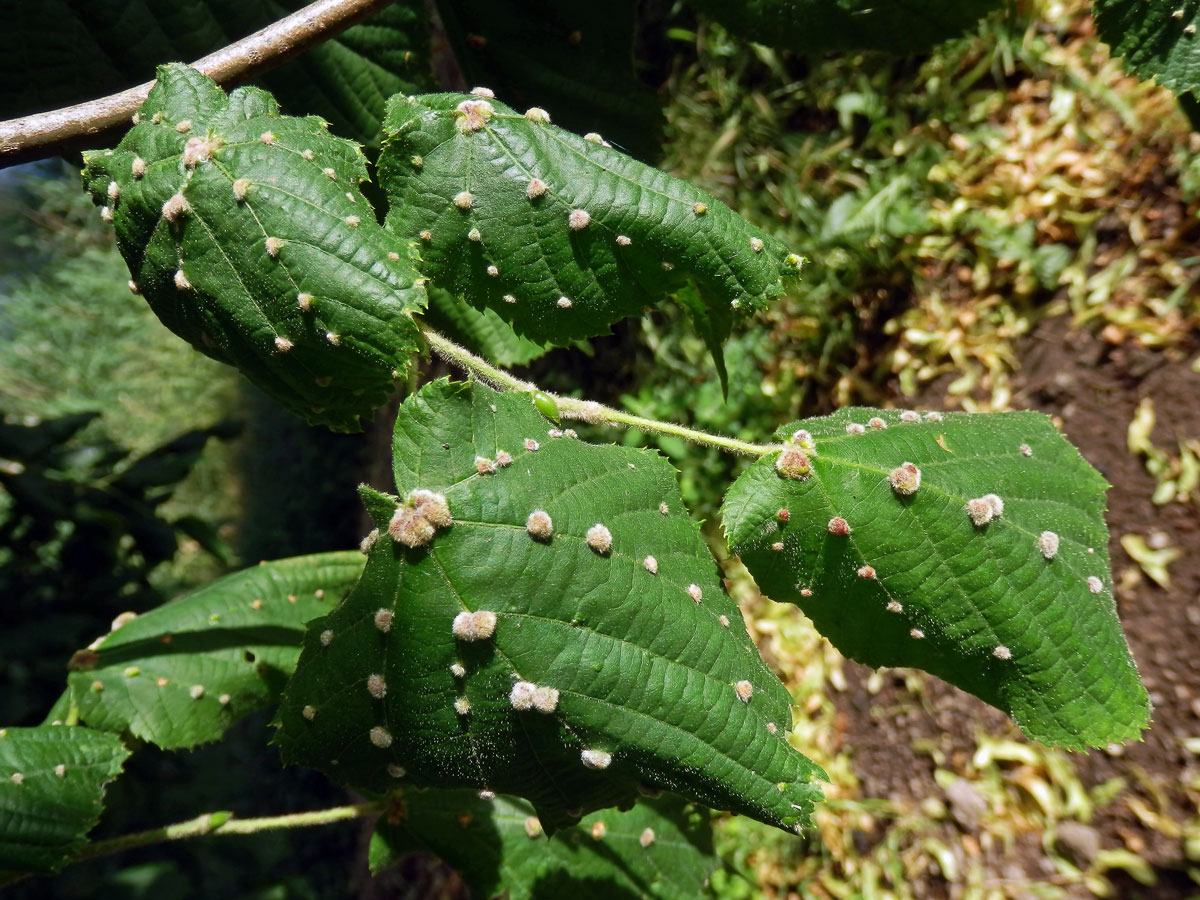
(370, 791, 716, 900)
(423, 286, 552, 367)
(81, 64, 427, 432)
(66, 552, 363, 750)
(0, 2, 433, 145)
(0, 726, 129, 874)
(276, 378, 823, 834)
(690, 0, 1001, 54)
(1094, 0, 1200, 101)
(721, 408, 1150, 750)
(436, 0, 664, 160)
(377, 93, 801, 347)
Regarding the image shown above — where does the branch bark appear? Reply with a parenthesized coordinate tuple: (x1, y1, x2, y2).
(0, 0, 399, 169)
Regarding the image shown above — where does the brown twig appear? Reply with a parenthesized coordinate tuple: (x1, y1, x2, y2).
(0, 0, 398, 168)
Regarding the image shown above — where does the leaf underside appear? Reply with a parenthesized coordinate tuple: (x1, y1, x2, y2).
(0, 1, 433, 144)
(722, 407, 1150, 750)
(82, 64, 427, 431)
(370, 791, 716, 900)
(276, 378, 823, 834)
(690, 0, 1002, 53)
(0, 726, 129, 874)
(67, 552, 363, 750)
(377, 93, 801, 347)
(1093, 0, 1200, 100)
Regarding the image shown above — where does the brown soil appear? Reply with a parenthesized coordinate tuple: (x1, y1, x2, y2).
(834, 317, 1200, 899)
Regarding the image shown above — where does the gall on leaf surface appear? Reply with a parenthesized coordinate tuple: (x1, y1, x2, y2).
(0, 726, 129, 874)
(369, 790, 716, 900)
(276, 379, 823, 833)
(722, 408, 1150, 750)
(81, 64, 426, 432)
(377, 93, 801, 354)
(66, 552, 363, 750)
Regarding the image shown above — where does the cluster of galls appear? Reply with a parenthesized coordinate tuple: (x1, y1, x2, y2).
(387, 489, 452, 547)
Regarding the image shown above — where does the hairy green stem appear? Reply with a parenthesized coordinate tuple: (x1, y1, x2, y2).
(0, 801, 386, 887)
(421, 328, 772, 457)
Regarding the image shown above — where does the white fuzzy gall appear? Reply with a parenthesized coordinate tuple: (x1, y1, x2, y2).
(468, 227, 482, 242)
(1087, 576, 1103, 594)
(265, 236, 284, 258)
(524, 438, 540, 451)
(344, 215, 361, 227)
(734, 680, 754, 703)
(983, 494, 1004, 518)
(772, 542, 784, 552)
(320, 629, 334, 646)
(174, 270, 192, 291)
(718, 615, 730, 627)
(475, 455, 497, 475)
(302, 149, 315, 161)
(1020, 443, 1033, 457)
(568, 209, 591, 230)
(924, 411, 943, 423)
(659, 502, 669, 515)
(274, 336, 293, 352)
(367, 674, 387, 698)
(10, 774, 23, 785)
(587, 523, 613, 554)
(993, 645, 1012, 660)
(175, 119, 192, 133)
(132, 157, 146, 178)
(470, 86, 495, 98)
(766, 722, 778, 734)
(55, 764, 67, 777)
(453, 609, 498, 641)
(845, 422, 866, 435)
(643, 555, 658, 574)
(966, 497, 994, 527)
(775, 446, 812, 480)
(581, 748, 612, 770)
(524, 816, 543, 838)
(495, 450, 513, 467)
(532, 686, 559, 713)
(583, 132, 603, 143)
(374, 608, 394, 632)
(232, 178, 251, 202)
(900, 410, 920, 423)
(557, 296, 572, 308)
(1038, 531, 1059, 560)
(100, 206, 114, 223)
(259, 131, 276, 145)
(297, 292, 313, 311)
(486, 264, 499, 277)
(510, 681, 537, 710)
(827, 516, 851, 536)
(525, 107, 550, 124)
(189, 684, 205, 700)
(526, 178, 547, 199)
(910, 628, 925, 640)
(453, 190, 474, 210)
(616, 235, 632, 246)
(886, 600, 903, 613)
(128, 280, 140, 294)
(454, 697, 471, 715)
(162, 193, 190, 222)
(687, 583, 703, 603)
(857, 565, 876, 579)
(388, 764, 407, 778)
(888, 461, 921, 495)
(107, 181, 120, 202)
(450, 663, 466, 678)
(640, 827, 656, 848)
(369, 726, 393, 748)
(800, 588, 813, 597)
(322, 167, 336, 179)
(868, 417, 887, 430)
(526, 509, 553, 541)
(479, 790, 495, 800)
(591, 821, 607, 839)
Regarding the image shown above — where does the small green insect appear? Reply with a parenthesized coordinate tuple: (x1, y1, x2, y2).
(532, 391, 560, 423)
